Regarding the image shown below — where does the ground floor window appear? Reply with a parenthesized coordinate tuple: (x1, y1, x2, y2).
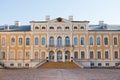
(98, 63, 102, 67)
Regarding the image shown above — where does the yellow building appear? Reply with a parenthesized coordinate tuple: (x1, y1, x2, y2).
(0, 16, 120, 68)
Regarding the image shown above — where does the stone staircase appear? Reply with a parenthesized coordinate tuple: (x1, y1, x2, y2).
(38, 62, 81, 69)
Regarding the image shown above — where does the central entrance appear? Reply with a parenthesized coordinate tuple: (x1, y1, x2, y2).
(57, 51, 62, 61)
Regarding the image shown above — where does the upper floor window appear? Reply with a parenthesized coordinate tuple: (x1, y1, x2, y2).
(65, 36, 70, 46)
(26, 38, 30, 46)
(74, 26, 78, 29)
(42, 37, 45, 45)
(104, 37, 108, 45)
(35, 37, 39, 45)
(19, 37, 22, 45)
(114, 37, 118, 45)
(97, 37, 101, 45)
(74, 37, 78, 46)
(49, 37, 54, 46)
(42, 26, 46, 29)
(89, 37, 93, 45)
(49, 26, 54, 29)
(57, 36, 62, 47)
(35, 26, 39, 29)
(114, 51, 118, 59)
(65, 26, 69, 29)
(57, 26, 62, 30)
(1, 37, 5, 46)
(80, 26, 84, 29)
(80, 37, 84, 45)
(11, 37, 15, 45)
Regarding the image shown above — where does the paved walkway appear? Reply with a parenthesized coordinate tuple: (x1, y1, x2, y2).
(0, 69, 120, 80)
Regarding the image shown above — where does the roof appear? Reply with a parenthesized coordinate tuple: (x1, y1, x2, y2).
(0, 25, 31, 32)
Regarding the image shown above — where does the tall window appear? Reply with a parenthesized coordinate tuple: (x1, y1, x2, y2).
(105, 51, 109, 59)
(11, 37, 15, 45)
(18, 51, 22, 59)
(42, 37, 45, 45)
(90, 51, 94, 59)
(74, 52, 78, 59)
(81, 51, 85, 59)
(114, 51, 118, 59)
(97, 37, 101, 45)
(89, 37, 93, 45)
(26, 51, 30, 59)
(65, 36, 70, 46)
(80, 37, 84, 45)
(19, 37, 22, 45)
(42, 26, 45, 29)
(104, 37, 108, 45)
(57, 37, 62, 47)
(114, 37, 118, 45)
(98, 51, 101, 59)
(35, 52, 38, 60)
(26, 38, 30, 46)
(49, 37, 54, 46)
(10, 51, 15, 60)
(1, 37, 5, 46)
(0, 52, 5, 59)
(35, 37, 39, 45)
(74, 37, 78, 46)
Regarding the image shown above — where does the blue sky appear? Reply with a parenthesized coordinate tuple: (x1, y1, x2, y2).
(0, 0, 120, 25)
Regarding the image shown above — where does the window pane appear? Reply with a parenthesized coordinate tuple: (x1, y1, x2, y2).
(81, 37, 84, 45)
(114, 51, 118, 59)
(42, 37, 45, 45)
(81, 51, 85, 59)
(57, 37, 62, 47)
(90, 51, 94, 59)
(74, 37, 78, 45)
(97, 37, 100, 45)
(104, 37, 108, 45)
(65, 37, 70, 46)
(98, 51, 101, 59)
(105, 51, 109, 59)
(35, 37, 38, 45)
(49, 37, 54, 46)
(114, 37, 117, 45)
(26, 38, 30, 45)
(89, 37, 93, 45)
(19, 38, 22, 45)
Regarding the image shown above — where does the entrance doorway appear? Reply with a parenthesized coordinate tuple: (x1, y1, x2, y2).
(65, 51, 70, 61)
(49, 51, 54, 61)
(57, 51, 62, 61)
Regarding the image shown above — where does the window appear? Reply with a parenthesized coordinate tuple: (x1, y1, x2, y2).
(26, 51, 30, 59)
(65, 36, 70, 46)
(74, 52, 78, 59)
(57, 26, 62, 30)
(80, 26, 84, 29)
(98, 51, 101, 59)
(104, 37, 108, 45)
(10, 64, 14, 67)
(49, 37, 54, 46)
(18, 37, 22, 45)
(98, 63, 102, 67)
(35, 52, 38, 60)
(0, 52, 5, 59)
(42, 37, 45, 45)
(18, 51, 22, 59)
(114, 37, 118, 45)
(90, 51, 94, 59)
(106, 63, 109, 66)
(89, 37, 93, 45)
(74, 37, 78, 45)
(35, 26, 39, 29)
(57, 36, 62, 47)
(42, 26, 45, 29)
(26, 38, 30, 46)
(25, 64, 29, 67)
(81, 51, 85, 59)
(49, 26, 54, 29)
(97, 37, 100, 45)
(10, 51, 15, 60)
(11, 37, 15, 45)
(80, 37, 84, 45)
(105, 51, 109, 59)
(65, 26, 69, 29)
(74, 26, 77, 29)
(1, 37, 5, 46)
(35, 37, 39, 45)
(114, 51, 118, 59)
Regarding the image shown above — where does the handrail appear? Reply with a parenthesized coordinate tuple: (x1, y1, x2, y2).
(73, 59, 84, 68)
(33, 59, 47, 68)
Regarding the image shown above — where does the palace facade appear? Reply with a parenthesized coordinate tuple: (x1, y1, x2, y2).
(0, 16, 120, 68)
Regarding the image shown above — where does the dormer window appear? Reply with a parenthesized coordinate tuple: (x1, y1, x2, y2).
(65, 26, 69, 29)
(42, 26, 46, 29)
(80, 26, 84, 30)
(49, 26, 54, 29)
(35, 26, 39, 29)
(74, 26, 78, 29)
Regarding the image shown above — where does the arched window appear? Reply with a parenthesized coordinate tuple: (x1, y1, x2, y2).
(49, 26, 54, 29)
(97, 37, 100, 45)
(114, 37, 118, 45)
(74, 52, 78, 59)
(74, 26, 78, 29)
(57, 26, 62, 30)
(26, 37, 30, 45)
(65, 36, 70, 46)
(89, 37, 93, 45)
(35, 37, 39, 45)
(42, 26, 46, 29)
(35, 26, 39, 29)
(81, 51, 85, 59)
(65, 26, 69, 29)
(104, 37, 108, 45)
(80, 26, 84, 29)
(42, 37, 45, 45)
(11, 37, 15, 45)
(57, 36, 62, 47)
(80, 37, 84, 45)
(19, 37, 22, 45)
(74, 37, 78, 45)
(49, 37, 54, 46)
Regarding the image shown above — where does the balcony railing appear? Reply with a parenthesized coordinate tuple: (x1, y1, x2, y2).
(46, 45, 73, 48)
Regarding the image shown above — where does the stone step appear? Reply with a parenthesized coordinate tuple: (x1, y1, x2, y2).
(38, 62, 81, 69)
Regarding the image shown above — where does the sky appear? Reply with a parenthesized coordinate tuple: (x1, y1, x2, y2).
(0, 0, 120, 25)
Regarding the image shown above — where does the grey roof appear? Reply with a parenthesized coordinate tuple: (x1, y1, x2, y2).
(0, 25, 31, 32)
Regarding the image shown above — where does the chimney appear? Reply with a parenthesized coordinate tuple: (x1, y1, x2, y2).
(99, 21, 104, 26)
(15, 21, 21, 26)
(69, 16, 73, 21)
(46, 16, 50, 21)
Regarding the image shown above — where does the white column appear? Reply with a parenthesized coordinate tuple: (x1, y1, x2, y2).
(62, 51, 65, 62)
(54, 50, 57, 62)
(7, 46, 9, 61)
(55, 36, 57, 47)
